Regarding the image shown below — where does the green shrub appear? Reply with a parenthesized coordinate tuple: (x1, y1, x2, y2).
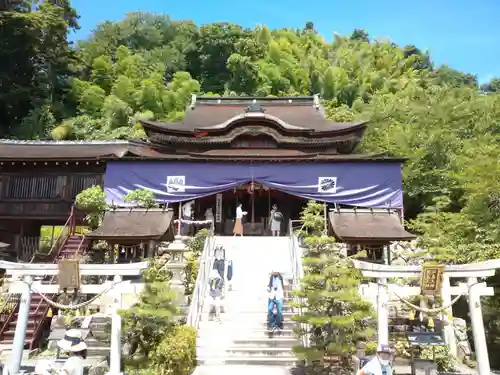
(420, 345, 455, 372)
(184, 228, 209, 297)
(364, 341, 377, 355)
(153, 325, 197, 375)
(124, 188, 158, 208)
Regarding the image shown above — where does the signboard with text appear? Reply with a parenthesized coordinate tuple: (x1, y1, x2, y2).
(420, 264, 444, 295)
(58, 259, 81, 289)
(215, 193, 222, 223)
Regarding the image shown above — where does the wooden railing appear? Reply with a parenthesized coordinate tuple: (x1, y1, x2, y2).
(0, 207, 77, 348)
(0, 201, 72, 217)
(29, 207, 76, 263)
(0, 293, 21, 337)
(1, 174, 104, 201)
(29, 207, 82, 350)
(19, 237, 40, 262)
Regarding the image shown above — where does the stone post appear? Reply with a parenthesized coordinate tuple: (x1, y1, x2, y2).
(468, 277, 490, 375)
(377, 277, 389, 346)
(441, 275, 457, 356)
(166, 241, 188, 305)
(109, 275, 123, 375)
(9, 275, 33, 375)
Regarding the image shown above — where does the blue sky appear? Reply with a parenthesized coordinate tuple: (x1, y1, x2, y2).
(71, 0, 500, 83)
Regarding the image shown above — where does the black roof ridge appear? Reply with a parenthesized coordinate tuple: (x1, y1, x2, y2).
(0, 139, 132, 145)
(195, 95, 316, 101)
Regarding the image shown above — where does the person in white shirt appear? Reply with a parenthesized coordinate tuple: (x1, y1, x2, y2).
(181, 200, 195, 236)
(357, 344, 394, 375)
(205, 207, 214, 222)
(208, 268, 224, 322)
(34, 359, 55, 375)
(57, 329, 87, 375)
(233, 203, 247, 237)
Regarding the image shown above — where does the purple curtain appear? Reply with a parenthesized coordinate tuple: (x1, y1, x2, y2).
(104, 161, 403, 208)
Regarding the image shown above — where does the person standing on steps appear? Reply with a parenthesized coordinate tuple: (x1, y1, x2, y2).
(269, 204, 283, 236)
(209, 268, 224, 322)
(267, 268, 288, 332)
(56, 329, 88, 375)
(181, 200, 195, 236)
(233, 203, 247, 237)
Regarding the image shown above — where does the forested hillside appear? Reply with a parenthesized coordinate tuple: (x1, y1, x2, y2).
(2, 1, 500, 363)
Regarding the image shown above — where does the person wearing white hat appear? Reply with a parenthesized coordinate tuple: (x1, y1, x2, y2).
(57, 329, 87, 375)
(357, 344, 394, 375)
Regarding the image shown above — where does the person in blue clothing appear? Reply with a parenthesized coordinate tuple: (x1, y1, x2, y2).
(267, 268, 288, 332)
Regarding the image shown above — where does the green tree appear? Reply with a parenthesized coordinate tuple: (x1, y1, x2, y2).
(0, 0, 79, 138)
(293, 201, 375, 374)
(74, 185, 107, 229)
(124, 189, 158, 208)
(120, 257, 178, 364)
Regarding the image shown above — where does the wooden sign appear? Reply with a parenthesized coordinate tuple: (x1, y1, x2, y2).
(58, 259, 81, 289)
(420, 264, 444, 295)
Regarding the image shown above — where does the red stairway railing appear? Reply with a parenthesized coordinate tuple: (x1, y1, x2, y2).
(0, 206, 77, 348)
(29, 207, 80, 350)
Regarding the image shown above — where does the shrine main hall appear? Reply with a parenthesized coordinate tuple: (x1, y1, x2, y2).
(0, 95, 412, 243)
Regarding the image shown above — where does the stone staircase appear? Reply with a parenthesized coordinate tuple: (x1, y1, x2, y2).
(0, 234, 89, 350)
(195, 236, 299, 374)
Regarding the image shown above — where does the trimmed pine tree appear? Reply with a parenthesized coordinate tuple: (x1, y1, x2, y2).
(293, 201, 376, 374)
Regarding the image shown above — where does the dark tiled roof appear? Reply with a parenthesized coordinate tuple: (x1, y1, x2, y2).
(0, 140, 405, 162)
(87, 209, 174, 240)
(197, 149, 308, 157)
(145, 126, 364, 147)
(329, 209, 416, 242)
(183, 151, 403, 162)
(0, 140, 171, 160)
(140, 95, 367, 134)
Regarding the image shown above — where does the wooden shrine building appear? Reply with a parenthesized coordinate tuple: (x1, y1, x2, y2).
(86, 208, 175, 262)
(0, 95, 411, 258)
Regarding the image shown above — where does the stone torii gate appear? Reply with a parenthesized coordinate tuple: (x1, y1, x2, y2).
(353, 259, 500, 375)
(0, 260, 148, 375)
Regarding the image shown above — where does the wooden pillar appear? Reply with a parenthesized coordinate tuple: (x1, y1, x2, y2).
(251, 191, 255, 224)
(177, 202, 182, 237)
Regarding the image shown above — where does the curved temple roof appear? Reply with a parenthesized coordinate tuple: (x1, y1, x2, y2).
(0, 96, 387, 162)
(140, 95, 368, 136)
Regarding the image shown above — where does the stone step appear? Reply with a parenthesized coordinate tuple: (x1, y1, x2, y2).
(198, 345, 294, 354)
(198, 329, 295, 339)
(192, 364, 296, 375)
(200, 311, 294, 321)
(203, 297, 294, 305)
(86, 338, 109, 348)
(197, 338, 299, 348)
(198, 321, 295, 331)
(197, 355, 297, 367)
(203, 305, 294, 314)
(86, 346, 110, 357)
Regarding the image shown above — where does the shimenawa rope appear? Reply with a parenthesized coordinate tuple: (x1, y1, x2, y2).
(382, 281, 480, 313)
(22, 281, 120, 310)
